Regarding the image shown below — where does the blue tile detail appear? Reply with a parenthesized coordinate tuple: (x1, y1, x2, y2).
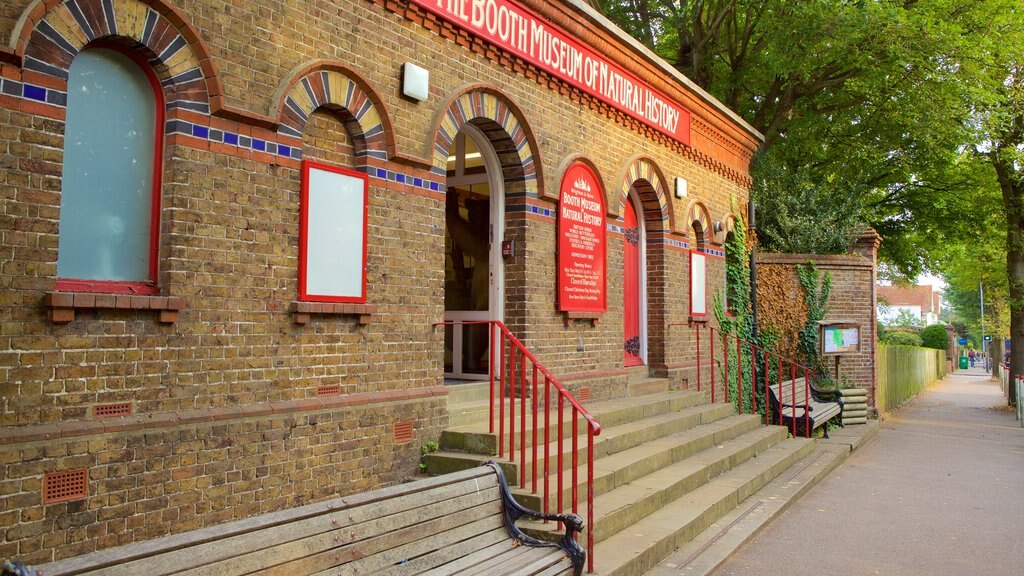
(377, 168, 388, 178)
(430, 182, 440, 191)
(396, 173, 406, 184)
(23, 84, 46, 102)
(414, 178, 423, 187)
(223, 132, 239, 146)
(191, 124, 209, 139)
(278, 144, 290, 157)
(251, 139, 266, 152)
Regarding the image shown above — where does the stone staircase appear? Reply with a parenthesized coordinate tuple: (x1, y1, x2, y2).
(426, 375, 832, 576)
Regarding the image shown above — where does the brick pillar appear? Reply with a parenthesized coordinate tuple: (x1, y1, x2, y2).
(852, 227, 881, 414)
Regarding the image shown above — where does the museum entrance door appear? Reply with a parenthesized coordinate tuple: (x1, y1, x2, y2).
(443, 126, 504, 380)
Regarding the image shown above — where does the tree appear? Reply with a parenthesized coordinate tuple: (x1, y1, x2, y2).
(920, 324, 949, 351)
(600, 0, 1024, 404)
(598, 1, 1008, 272)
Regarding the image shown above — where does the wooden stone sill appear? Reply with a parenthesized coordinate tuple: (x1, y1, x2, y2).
(291, 302, 376, 325)
(44, 292, 185, 324)
(563, 311, 601, 326)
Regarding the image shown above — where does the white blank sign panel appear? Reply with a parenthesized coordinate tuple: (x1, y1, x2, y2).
(300, 161, 367, 302)
(690, 252, 706, 315)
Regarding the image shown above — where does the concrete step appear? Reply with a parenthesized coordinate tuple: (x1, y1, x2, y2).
(446, 400, 491, 428)
(444, 380, 491, 404)
(519, 424, 789, 544)
(426, 401, 738, 480)
(592, 435, 816, 576)
(627, 377, 673, 396)
(626, 365, 653, 383)
(511, 412, 762, 511)
(438, 390, 707, 456)
(642, 443, 849, 576)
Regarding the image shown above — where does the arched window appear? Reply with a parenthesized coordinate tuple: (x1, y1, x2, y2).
(57, 45, 163, 293)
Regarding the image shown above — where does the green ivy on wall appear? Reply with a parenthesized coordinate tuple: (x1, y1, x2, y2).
(796, 262, 832, 379)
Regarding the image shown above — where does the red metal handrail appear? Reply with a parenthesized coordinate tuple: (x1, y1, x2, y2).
(674, 322, 824, 437)
(437, 320, 601, 573)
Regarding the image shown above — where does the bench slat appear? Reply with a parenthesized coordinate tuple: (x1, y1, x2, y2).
(768, 380, 842, 434)
(255, 502, 504, 575)
(414, 536, 519, 576)
(531, 563, 579, 576)
(36, 464, 581, 576)
(326, 510, 506, 576)
(43, 469, 501, 576)
(180, 477, 500, 576)
(504, 548, 575, 576)
(452, 544, 570, 576)
(372, 527, 511, 576)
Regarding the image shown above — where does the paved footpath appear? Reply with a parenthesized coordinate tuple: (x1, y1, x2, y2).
(711, 366, 1024, 576)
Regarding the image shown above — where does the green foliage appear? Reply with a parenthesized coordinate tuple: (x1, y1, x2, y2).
(796, 263, 832, 373)
(598, 0, 1020, 273)
(884, 308, 923, 329)
(883, 331, 924, 347)
(920, 324, 949, 351)
(418, 440, 439, 472)
(713, 217, 771, 415)
(599, 0, 1024, 403)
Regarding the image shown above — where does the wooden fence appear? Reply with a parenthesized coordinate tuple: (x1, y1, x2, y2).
(876, 344, 947, 413)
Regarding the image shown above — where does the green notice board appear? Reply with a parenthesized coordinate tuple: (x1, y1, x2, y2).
(821, 322, 860, 355)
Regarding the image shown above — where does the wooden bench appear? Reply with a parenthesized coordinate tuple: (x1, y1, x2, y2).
(36, 462, 584, 576)
(767, 378, 843, 437)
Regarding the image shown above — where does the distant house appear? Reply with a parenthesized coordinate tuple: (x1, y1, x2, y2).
(877, 284, 942, 326)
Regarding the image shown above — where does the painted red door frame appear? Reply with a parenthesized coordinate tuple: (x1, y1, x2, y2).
(623, 199, 643, 366)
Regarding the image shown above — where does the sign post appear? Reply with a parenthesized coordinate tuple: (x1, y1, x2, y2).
(820, 321, 861, 382)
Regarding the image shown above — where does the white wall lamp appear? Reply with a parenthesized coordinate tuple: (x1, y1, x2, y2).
(674, 177, 688, 198)
(402, 63, 429, 102)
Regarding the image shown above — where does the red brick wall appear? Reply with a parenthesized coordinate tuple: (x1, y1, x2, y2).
(0, 0, 758, 563)
(756, 238, 879, 407)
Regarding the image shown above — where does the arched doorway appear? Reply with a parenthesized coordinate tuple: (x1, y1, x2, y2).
(623, 191, 646, 366)
(443, 125, 505, 379)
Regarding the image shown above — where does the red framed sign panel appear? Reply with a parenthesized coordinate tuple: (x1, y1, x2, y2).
(557, 162, 607, 312)
(298, 160, 369, 303)
(690, 250, 707, 317)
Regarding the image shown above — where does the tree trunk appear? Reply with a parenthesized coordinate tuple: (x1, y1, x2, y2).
(996, 157, 1024, 406)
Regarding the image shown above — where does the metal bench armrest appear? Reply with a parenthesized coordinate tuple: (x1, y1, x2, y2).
(484, 462, 585, 576)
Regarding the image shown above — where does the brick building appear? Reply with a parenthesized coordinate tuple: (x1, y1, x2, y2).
(0, 0, 761, 562)
(877, 283, 942, 326)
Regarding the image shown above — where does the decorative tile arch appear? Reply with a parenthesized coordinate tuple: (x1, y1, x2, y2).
(12, 0, 217, 114)
(718, 213, 739, 243)
(616, 157, 672, 232)
(275, 63, 393, 163)
(686, 201, 712, 248)
(430, 87, 542, 197)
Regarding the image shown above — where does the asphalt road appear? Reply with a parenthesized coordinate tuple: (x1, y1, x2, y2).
(712, 366, 1024, 576)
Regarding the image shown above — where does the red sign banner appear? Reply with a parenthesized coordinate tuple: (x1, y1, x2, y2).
(410, 0, 691, 146)
(558, 163, 606, 312)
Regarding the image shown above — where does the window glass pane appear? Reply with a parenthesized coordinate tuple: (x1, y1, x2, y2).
(58, 48, 157, 282)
